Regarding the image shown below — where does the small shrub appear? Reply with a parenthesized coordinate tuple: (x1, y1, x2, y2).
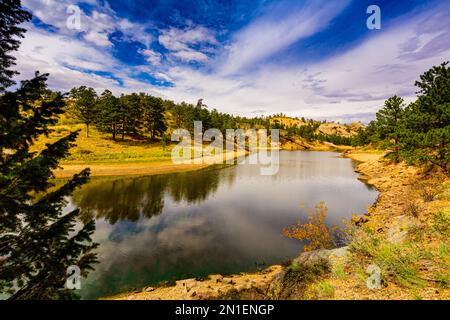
(403, 201, 422, 218)
(288, 261, 303, 272)
(433, 211, 450, 236)
(282, 202, 337, 252)
(421, 187, 439, 202)
(414, 177, 444, 201)
(274, 259, 330, 299)
(54, 127, 69, 134)
(195, 275, 211, 282)
(406, 224, 427, 242)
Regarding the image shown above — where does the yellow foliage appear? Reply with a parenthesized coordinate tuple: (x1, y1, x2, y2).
(282, 202, 337, 252)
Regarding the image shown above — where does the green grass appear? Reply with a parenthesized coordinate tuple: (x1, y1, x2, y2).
(32, 123, 173, 164)
(331, 263, 347, 279)
(316, 281, 335, 297)
(433, 210, 450, 236)
(437, 242, 448, 258)
(349, 228, 427, 288)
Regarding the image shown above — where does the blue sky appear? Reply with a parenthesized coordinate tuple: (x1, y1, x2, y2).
(15, 0, 450, 122)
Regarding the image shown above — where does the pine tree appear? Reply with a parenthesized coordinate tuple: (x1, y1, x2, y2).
(374, 95, 405, 159)
(0, 0, 97, 299)
(69, 86, 98, 137)
(398, 62, 450, 172)
(95, 89, 121, 141)
(375, 95, 405, 143)
(141, 94, 167, 139)
(118, 93, 141, 140)
(0, 0, 31, 91)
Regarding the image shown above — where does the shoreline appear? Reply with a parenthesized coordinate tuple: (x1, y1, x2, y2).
(105, 148, 449, 300)
(53, 144, 346, 178)
(102, 149, 381, 300)
(54, 149, 247, 178)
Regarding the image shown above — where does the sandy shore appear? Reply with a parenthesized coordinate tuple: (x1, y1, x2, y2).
(54, 150, 247, 178)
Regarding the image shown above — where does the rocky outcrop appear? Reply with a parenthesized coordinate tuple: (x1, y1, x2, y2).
(106, 266, 283, 300)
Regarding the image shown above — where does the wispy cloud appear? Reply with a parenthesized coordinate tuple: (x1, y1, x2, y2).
(13, 0, 450, 123)
(218, 0, 351, 75)
(158, 25, 218, 62)
(23, 0, 153, 47)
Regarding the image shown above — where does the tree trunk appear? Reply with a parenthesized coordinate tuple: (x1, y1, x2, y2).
(86, 123, 89, 138)
(112, 124, 116, 141)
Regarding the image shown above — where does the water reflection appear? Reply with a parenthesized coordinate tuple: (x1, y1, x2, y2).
(75, 167, 228, 224)
(70, 151, 378, 299)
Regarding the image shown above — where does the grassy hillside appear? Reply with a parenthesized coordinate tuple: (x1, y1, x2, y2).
(32, 124, 173, 164)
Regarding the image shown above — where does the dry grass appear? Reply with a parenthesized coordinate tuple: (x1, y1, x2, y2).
(32, 123, 245, 178)
(32, 124, 173, 164)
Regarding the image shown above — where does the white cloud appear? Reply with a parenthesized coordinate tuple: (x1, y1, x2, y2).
(158, 26, 217, 51)
(218, 0, 351, 75)
(139, 49, 162, 65)
(117, 18, 153, 47)
(171, 50, 209, 62)
(158, 26, 217, 63)
(22, 0, 153, 48)
(15, 1, 450, 123)
(154, 4, 450, 121)
(13, 25, 165, 97)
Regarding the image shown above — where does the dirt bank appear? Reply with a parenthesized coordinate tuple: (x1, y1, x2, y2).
(54, 150, 246, 178)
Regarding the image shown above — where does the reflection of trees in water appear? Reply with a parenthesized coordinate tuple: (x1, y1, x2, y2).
(74, 167, 231, 224)
(75, 176, 166, 224)
(168, 169, 221, 204)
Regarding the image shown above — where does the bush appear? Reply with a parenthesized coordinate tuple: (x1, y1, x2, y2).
(273, 259, 330, 299)
(404, 201, 422, 218)
(433, 211, 450, 236)
(282, 202, 337, 252)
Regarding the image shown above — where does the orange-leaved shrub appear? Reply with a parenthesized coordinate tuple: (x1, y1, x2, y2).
(282, 202, 337, 252)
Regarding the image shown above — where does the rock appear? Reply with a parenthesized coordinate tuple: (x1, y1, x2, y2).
(293, 247, 349, 269)
(143, 286, 155, 292)
(387, 215, 415, 243)
(293, 249, 332, 266)
(329, 247, 349, 260)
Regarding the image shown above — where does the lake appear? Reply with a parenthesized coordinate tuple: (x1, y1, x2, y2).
(69, 151, 378, 299)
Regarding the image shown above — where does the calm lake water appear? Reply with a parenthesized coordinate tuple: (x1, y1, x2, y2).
(69, 151, 378, 299)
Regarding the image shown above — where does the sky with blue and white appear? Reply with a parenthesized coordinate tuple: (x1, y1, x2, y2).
(15, 0, 450, 122)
